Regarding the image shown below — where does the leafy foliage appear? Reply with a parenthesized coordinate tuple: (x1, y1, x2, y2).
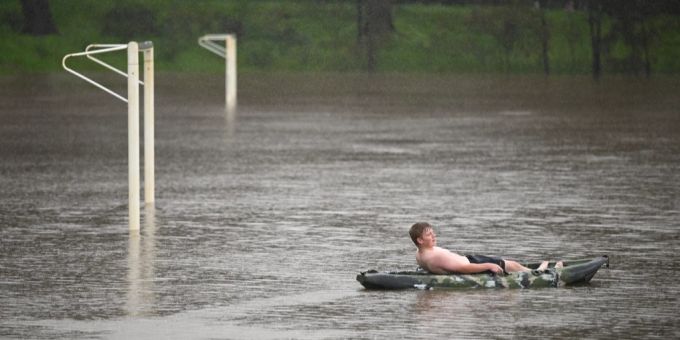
(102, 4, 158, 39)
(1, 0, 679, 75)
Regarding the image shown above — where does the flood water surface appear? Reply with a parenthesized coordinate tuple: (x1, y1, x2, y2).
(1, 74, 679, 339)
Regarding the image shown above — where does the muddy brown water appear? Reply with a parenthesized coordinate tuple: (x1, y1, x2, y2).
(1, 73, 679, 339)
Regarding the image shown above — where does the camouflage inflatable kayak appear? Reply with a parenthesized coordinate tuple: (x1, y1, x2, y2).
(357, 256, 609, 290)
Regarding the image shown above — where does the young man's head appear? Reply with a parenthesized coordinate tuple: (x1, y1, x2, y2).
(409, 222, 433, 247)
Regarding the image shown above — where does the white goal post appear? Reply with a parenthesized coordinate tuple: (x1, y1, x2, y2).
(62, 41, 155, 231)
(198, 34, 237, 112)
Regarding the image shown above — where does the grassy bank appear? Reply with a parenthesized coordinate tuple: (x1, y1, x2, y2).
(1, 0, 679, 75)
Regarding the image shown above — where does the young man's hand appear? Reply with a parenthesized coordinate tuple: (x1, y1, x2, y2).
(487, 263, 504, 274)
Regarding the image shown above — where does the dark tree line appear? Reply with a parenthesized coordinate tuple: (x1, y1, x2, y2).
(16, 0, 680, 77)
(581, 0, 680, 79)
(355, 0, 680, 77)
(370, 0, 680, 77)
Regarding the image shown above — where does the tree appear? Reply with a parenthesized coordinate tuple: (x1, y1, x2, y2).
(468, 3, 543, 73)
(604, 0, 668, 78)
(357, 0, 394, 72)
(537, 0, 551, 75)
(582, 0, 675, 78)
(19, 0, 58, 35)
(585, 0, 604, 79)
(563, 2, 582, 72)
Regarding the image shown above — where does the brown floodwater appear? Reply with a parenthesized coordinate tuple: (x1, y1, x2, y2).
(1, 73, 679, 339)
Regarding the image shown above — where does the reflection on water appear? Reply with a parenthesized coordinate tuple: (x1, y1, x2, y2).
(225, 106, 237, 138)
(411, 290, 523, 336)
(126, 205, 156, 317)
(0, 73, 679, 339)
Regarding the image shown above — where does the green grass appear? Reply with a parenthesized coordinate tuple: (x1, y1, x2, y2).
(1, 0, 679, 75)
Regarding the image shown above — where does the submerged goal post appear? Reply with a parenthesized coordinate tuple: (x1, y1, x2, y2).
(198, 34, 237, 111)
(62, 41, 155, 231)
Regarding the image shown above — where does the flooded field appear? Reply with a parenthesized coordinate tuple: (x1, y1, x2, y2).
(1, 73, 679, 339)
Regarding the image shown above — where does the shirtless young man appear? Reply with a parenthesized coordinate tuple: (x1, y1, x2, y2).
(409, 222, 560, 274)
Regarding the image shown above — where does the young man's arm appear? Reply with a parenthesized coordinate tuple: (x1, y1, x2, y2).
(430, 252, 504, 274)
